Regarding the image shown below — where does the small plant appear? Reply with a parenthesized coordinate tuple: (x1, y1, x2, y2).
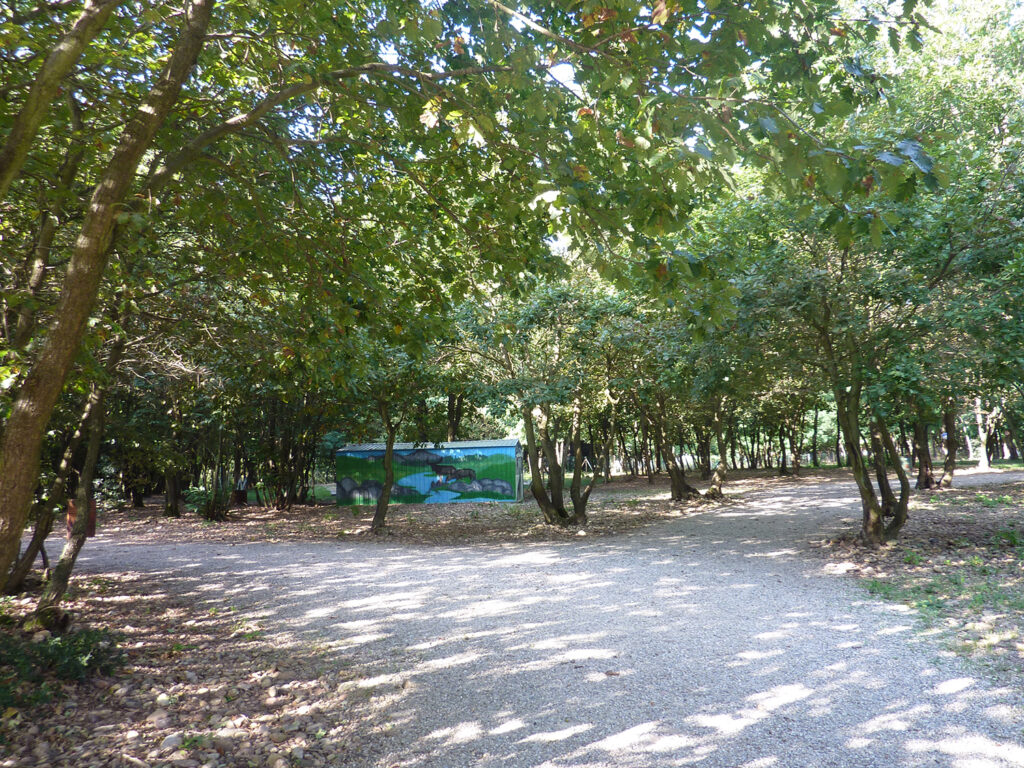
(0, 628, 123, 710)
(323, 512, 339, 522)
(903, 551, 924, 565)
(865, 579, 897, 598)
(974, 493, 1000, 508)
(993, 528, 1023, 548)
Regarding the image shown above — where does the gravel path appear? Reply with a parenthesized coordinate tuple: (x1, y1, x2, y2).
(76, 472, 1024, 768)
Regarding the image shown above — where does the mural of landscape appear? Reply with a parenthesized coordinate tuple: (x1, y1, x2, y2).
(335, 442, 521, 505)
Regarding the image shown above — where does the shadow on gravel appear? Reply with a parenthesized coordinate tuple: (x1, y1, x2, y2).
(74, 471, 1024, 768)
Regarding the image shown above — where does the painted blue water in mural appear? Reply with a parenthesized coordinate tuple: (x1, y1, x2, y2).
(335, 443, 521, 505)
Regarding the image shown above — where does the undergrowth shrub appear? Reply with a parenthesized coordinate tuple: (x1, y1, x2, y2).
(0, 628, 123, 710)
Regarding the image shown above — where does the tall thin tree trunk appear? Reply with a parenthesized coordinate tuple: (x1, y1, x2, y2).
(567, 398, 597, 523)
(28, 382, 106, 631)
(834, 409, 843, 467)
(939, 409, 958, 488)
(705, 408, 728, 499)
(371, 416, 396, 533)
(778, 426, 790, 476)
(974, 398, 990, 470)
(811, 406, 820, 468)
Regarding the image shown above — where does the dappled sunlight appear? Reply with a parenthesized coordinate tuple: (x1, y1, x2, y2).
(74, 472, 1024, 767)
(425, 720, 484, 745)
(905, 735, 1024, 764)
(522, 724, 594, 743)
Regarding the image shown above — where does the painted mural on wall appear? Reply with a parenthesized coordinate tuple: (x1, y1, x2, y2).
(335, 442, 521, 505)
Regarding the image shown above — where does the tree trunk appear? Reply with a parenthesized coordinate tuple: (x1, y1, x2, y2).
(649, 410, 698, 501)
(446, 392, 465, 442)
(617, 426, 633, 478)
(834, 408, 843, 467)
(567, 398, 597, 523)
(370, 419, 396, 533)
(640, 419, 654, 481)
(538, 407, 569, 518)
(789, 429, 802, 476)
(870, 421, 897, 518)
(912, 420, 936, 489)
(1003, 406, 1022, 460)
(705, 408, 728, 499)
(811, 406, 820, 467)
(522, 405, 570, 524)
(778, 426, 790, 476)
(4, 392, 95, 594)
(0, 0, 215, 582)
(836, 385, 884, 546)
(939, 409, 958, 488)
(974, 397, 990, 470)
(875, 417, 911, 539)
(164, 471, 185, 517)
(10, 99, 85, 350)
(27, 382, 106, 632)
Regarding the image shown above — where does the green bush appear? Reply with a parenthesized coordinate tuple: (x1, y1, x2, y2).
(0, 628, 123, 710)
(184, 485, 230, 520)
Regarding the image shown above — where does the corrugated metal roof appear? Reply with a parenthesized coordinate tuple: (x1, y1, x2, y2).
(337, 439, 520, 454)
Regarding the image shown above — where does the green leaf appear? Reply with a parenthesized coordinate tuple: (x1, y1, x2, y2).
(870, 215, 883, 248)
(896, 140, 934, 173)
(888, 27, 901, 54)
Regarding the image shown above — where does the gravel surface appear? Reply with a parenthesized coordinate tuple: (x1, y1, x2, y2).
(75, 471, 1024, 768)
